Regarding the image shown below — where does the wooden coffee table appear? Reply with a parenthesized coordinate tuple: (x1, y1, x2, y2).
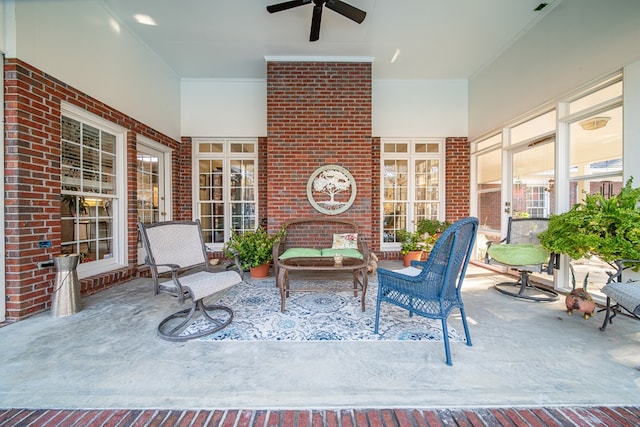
(275, 256, 368, 313)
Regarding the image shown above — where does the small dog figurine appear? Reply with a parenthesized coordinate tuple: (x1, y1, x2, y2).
(367, 252, 378, 274)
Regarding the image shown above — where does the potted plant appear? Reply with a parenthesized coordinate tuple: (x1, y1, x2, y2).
(224, 226, 284, 278)
(416, 218, 451, 255)
(416, 218, 451, 237)
(538, 178, 640, 285)
(396, 219, 451, 267)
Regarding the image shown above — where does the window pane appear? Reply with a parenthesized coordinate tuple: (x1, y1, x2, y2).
(512, 142, 554, 218)
(383, 143, 408, 153)
(511, 110, 555, 145)
(569, 107, 622, 179)
(569, 80, 622, 114)
(60, 116, 117, 264)
(476, 134, 501, 152)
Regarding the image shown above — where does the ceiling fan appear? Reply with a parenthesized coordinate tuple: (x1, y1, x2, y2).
(266, 0, 366, 42)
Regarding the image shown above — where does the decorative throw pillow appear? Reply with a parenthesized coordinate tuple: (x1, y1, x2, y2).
(332, 233, 358, 249)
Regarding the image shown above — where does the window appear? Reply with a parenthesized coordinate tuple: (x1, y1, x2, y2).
(558, 75, 623, 297)
(381, 138, 445, 248)
(60, 105, 125, 275)
(194, 138, 258, 248)
(474, 136, 502, 231)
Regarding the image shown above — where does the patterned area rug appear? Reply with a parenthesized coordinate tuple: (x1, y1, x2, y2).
(193, 277, 464, 342)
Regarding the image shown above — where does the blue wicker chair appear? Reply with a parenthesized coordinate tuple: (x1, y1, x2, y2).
(374, 217, 479, 366)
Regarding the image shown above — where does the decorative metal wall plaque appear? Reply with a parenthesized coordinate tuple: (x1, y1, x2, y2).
(306, 165, 357, 215)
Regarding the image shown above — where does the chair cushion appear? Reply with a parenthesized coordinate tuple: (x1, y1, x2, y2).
(180, 270, 243, 300)
(602, 281, 640, 315)
(320, 248, 363, 259)
(279, 247, 363, 260)
(279, 248, 323, 259)
(392, 266, 422, 277)
(487, 244, 549, 266)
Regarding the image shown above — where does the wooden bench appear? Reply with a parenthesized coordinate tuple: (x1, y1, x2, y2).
(272, 217, 370, 312)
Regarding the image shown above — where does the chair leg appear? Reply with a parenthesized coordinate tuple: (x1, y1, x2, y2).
(374, 294, 382, 334)
(459, 306, 472, 347)
(441, 318, 452, 366)
(494, 271, 559, 302)
(599, 296, 616, 331)
(157, 299, 233, 342)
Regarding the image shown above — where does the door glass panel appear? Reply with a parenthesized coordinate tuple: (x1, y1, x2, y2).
(413, 159, 440, 221)
(137, 146, 167, 265)
(382, 159, 408, 244)
(137, 153, 161, 224)
(199, 159, 225, 243)
(229, 159, 257, 233)
(476, 148, 502, 259)
(512, 141, 554, 219)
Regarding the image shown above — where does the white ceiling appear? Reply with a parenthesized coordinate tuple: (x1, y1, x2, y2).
(99, 0, 558, 80)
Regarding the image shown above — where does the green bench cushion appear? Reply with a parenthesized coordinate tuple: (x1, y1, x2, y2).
(279, 247, 363, 260)
(487, 244, 549, 265)
(321, 248, 363, 259)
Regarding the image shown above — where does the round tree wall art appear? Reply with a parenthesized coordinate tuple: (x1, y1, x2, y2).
(306, 165, 357, 215)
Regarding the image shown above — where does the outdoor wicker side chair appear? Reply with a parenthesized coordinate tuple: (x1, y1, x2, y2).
(375, 217, 479, 366)
(138, 220, 243, 341)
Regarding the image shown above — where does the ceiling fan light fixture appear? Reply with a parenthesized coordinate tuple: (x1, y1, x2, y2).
(579, 116, 611, 131)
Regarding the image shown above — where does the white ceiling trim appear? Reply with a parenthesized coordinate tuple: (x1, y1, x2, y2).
(264, 55, 375, 63)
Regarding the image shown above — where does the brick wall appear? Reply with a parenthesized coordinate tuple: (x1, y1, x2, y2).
(4, 58, 472, 321)
(3, 59, 181, 321)
(445, 137, 471, 222)
(266, 61, 373, 243)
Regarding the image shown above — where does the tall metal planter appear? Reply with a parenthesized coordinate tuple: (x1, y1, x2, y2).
(51, 254, 82, 317)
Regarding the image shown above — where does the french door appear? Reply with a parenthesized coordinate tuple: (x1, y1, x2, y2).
(136, 141, 171, 264)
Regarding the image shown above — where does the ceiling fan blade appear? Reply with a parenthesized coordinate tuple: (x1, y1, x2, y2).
(266, 0, 311, 14)
(310, 4, 323, 41)
(325, 0, 366, 23)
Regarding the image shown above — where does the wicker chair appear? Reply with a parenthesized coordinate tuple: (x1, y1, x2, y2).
(374, 217, 479, 366)
(138, 220, 243, 341)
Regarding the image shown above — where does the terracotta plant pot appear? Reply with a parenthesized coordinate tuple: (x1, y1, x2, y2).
(403, 250, 423, 267)
(565, 288, 596, 319)
(249, 262, 270, 279)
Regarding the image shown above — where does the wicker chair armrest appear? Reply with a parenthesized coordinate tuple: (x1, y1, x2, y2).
(377, 266, 442, 299)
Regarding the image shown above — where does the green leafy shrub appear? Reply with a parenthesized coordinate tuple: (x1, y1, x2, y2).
(396, 218, 451, 255)
(538, 178, 640, 265)
(224, 226, 285, 270)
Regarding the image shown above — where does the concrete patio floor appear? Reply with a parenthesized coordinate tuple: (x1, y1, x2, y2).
(0, 262, 639, 411)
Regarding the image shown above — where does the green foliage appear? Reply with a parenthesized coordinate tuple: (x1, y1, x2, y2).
(224, 226, 285, 269)
(396, 229, 424, 255)
(538, 178, 640, 265)
(416, 218, 451, 236)
(397, 218, 451, 255)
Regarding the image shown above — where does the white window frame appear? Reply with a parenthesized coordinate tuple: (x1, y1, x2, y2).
(380, 137, 446, 251)
(61, 102, 127, 278)
(193, 137, 259, 251)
